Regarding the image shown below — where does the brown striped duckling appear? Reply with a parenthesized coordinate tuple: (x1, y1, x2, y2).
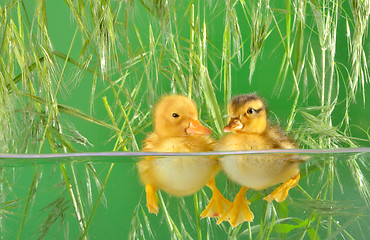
(214, 93, 302, 228)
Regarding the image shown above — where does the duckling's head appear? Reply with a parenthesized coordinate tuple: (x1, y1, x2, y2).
(153, 95, 211, 137)
(224, 93, 268, 134)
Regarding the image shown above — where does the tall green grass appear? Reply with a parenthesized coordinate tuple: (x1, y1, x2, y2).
(0, 0, 369, 239)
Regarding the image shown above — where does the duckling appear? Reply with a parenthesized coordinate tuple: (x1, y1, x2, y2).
(215, 93, 302, 228)
(138, 95, 219, 214)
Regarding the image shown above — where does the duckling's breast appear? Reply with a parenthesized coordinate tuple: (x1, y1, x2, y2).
(219, 154, 300, 190)
(138, 156, 219, 196)
(139, 135, 217, 196)
(216, 133, 300, 189)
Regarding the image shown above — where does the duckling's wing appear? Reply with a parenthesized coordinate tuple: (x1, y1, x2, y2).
(266, 126, 296, 149)
(142, 133, 159, 151)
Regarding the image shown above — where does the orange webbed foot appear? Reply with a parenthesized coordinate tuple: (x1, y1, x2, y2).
(217, 186, 254, 228)
(145, 183, 159, 214)
(201, 178, 232, 218)
(264, 174, 300, 203)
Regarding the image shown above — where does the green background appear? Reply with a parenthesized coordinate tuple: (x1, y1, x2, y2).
(1, 0, 369, 239)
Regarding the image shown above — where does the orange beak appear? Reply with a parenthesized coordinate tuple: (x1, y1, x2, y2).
(223, 118, 243, 132)
(186, 120, 212, 135)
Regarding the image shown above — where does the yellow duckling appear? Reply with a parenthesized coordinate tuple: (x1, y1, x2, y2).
(215, 93, 302, 228)
(138, 95, 219, 214)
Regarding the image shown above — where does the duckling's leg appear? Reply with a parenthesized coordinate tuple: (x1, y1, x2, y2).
(145, 183, 159, 214)
(201, 178, 232, 218)
(264, 174, 300, 203)
(217, 186, 254, 228)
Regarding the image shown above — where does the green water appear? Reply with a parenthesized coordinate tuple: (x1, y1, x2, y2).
(1, 0, 370, 239)
(0, 149, 369, 239)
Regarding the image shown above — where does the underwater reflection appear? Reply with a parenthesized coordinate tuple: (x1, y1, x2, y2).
(203, 152, 307, 228)
(138, 154, 219, 214)
(220, 153, 304, 191)
(137, 152, 305, 223)
(138, 156, 219, 196)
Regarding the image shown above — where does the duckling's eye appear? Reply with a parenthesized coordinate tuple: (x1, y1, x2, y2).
(247, 108, 256, 114)
(172, 113, 180, 118)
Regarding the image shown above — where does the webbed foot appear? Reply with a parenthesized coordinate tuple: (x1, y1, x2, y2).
(201, 178, 232, 218)
(217, 186, 254, 228)
(145, 183, 159, 214)
(264, 174, 300, 202)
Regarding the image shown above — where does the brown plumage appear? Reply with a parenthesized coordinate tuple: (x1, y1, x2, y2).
(213, 93, 302, 228)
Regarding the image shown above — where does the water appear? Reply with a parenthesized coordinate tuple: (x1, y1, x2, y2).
(1, 149, 369, 239)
